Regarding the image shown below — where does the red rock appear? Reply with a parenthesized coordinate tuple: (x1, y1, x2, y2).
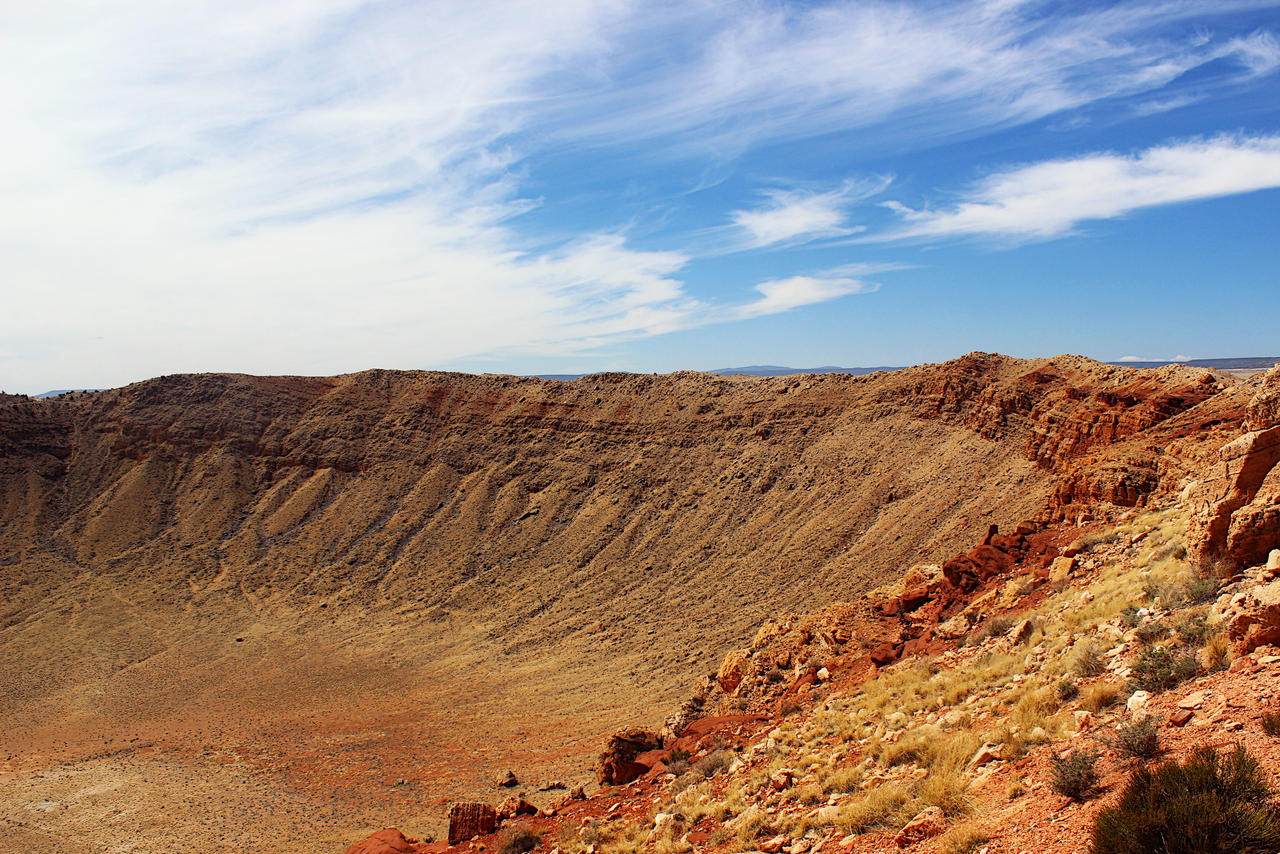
(717, 649, 752, 694)
(447, 803, 498, 845)
(869, 642, 899, 666)
(342, 828, 420, 854)
(597, 727, 662, 785)
(1169, 708, 1194, 727)
(497, 795, 537, 820)
(1186, 370, 1280, 573)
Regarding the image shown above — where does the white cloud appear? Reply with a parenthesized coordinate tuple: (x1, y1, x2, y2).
(729, 179, 887, 249)
(882, 135, 1280, 241)
(737, 276, 876, 319)
(2, 1, 1278, 390)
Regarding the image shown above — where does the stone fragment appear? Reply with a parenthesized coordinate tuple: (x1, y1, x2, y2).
(497, 795, 537, 820)
(495, 769, 518, 788)
(1178, 691, 1208, 710)
(1050, 556, 1076, 583)
(1126, 690, 1151, 716)
(968, 743, 1000, 770)
(893, 806, 945, 847)
(759, 835, 788, 853)
(448, 803, 498, 845)
(1169, 708, 1194, 727)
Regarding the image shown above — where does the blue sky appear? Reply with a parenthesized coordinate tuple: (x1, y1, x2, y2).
(2, 0, 1279, 393)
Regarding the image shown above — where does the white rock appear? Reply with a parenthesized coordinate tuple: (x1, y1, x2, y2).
(1126, 690, 1151, 715)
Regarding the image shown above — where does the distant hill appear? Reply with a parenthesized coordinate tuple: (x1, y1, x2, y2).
(32, 389, 101, 398)
(1108, 357, 1279, 371)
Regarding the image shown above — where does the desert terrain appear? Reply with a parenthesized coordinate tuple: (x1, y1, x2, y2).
(0, 353, 1265, 851)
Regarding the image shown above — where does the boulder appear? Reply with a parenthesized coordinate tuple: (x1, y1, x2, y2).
(447, 803, 498, 845)
(717, 649, 753, 694)
(497, 795, 537, 820)
(1185, 395, 1280, 573)
(1216, 579, 1280, 655)
(942, 543, 1013, 592)
(893, 806, 945, 847)
(1049, 555, 1076, 583)
(495, 769, 518, 788)
(342, 828, 421, 854)
(1126, 690, 1151, 716)
(597, 727, 662, 785)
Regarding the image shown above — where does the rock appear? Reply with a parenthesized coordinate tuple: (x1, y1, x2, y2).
(869, 642, 899, 666)
(647, 812, 685, 842)
(968, 743, 1000, 770)
(1217, 579, 1280, 655)
(539, 780, 566, 791)
(1169, 708, 1194, 727)
(1126, 690, 1152, 715)
(726, 805, 766, 832)
(1073, 710, 1094, 731)
(495, 769, 518, 788)
(597, 727, 662, 785)
(770, 769, 798, 791)
(497, 795, 537, 820)
(816, 667, 830, 682)
(1009, 618, 1036, 644)
(1185, 413, 1280, 573)
(568, 784, 586, 800)
(1177, 691, 1208, 710)
(342, 828, 420, 854)
(448, 803, 498, 845)
(1050, 555, 1076, 583)
(936, 614, 971, 640)
(760, 835, 788, 853)
(718, 649, 753, 694)
(893, 806, 945, 847)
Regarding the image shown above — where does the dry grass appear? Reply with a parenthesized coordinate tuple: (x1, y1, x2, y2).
(1082, 682, 1123, 713)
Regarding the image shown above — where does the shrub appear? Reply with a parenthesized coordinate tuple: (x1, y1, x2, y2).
(938, 824, 991, 854)
(1051, 750, 1099, 800)
(1090, 745, 1280, 854)
(917, 767, 971, 817)
(764, 667, 786, 684)
(1129, 647, 1199, 694)
(1082, 682, 1123, 713)
(966, 614, 1018, 646)
(1135, 621, 1171, 644)
(1201, 633, 1232, 672)
(1173, 611, 1211, 644)
(1120, 606, 1142, 628)
(1058, 676, 1080, 701)
(834, 785, 909, 833)
(694, 749, 734, 778)
(779, 698, 803, 716)
(1262, 710, 1280, 737)
(1073, 642, 1107, 678)
(497, 824, 541, 854)
(1108, 717, 1161, 760)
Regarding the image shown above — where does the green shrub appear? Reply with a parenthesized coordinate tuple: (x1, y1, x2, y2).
(1051, 750, 1099, 800)
(1058, 676, 1080, 701)
(1120, 606, 1142, 628)
(1174, 612, 1212, 644)
(1108, 717, 1160, 760)
(1090, 745, 1280, 854)
(1129, 646, 1198, 694)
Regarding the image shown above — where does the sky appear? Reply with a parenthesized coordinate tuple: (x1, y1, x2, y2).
(3, 0, 1280, 393)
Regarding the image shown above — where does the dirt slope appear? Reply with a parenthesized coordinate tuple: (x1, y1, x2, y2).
(0, 353, 1251, 851)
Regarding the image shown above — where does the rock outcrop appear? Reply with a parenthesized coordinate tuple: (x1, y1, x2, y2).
(341, 829, 422, 854)
(597, 727, 663, 785)
(1187, 366, 1280, 573)
(447, 803, 498, 845)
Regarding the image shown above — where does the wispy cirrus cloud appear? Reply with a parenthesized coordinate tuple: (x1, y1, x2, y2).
(729, 178, 888, 249)
(2, 1, 1279, 391)
(880, 134, 1280, 241)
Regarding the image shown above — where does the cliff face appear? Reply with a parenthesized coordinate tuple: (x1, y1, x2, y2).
(0, 354, 1250, 852)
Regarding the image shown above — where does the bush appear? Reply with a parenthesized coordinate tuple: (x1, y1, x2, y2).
(694, 749, 734, 778)
(938, 824, 991, 854)
(1262, 710, 1280, 737)
(1082, 682, 1123, 713)
(1108, 717, 1160, 760)
(1090, 745, 1280, 854)
(1135, 621, 1171, 644)
(497, 824, 541, 854)
(1051, 750, 1099, 800)
(1202, 633, 1232, 672)
(1073, 642, 1107, 678)
(1129, 647, 1198, 694)
(764, 667, 786, 684)
(1174, 612, 1211, 644)
(966, 614, 1018, 646)
(1058, 676, 1080, 701)
(1120, 606, 1142, 628)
